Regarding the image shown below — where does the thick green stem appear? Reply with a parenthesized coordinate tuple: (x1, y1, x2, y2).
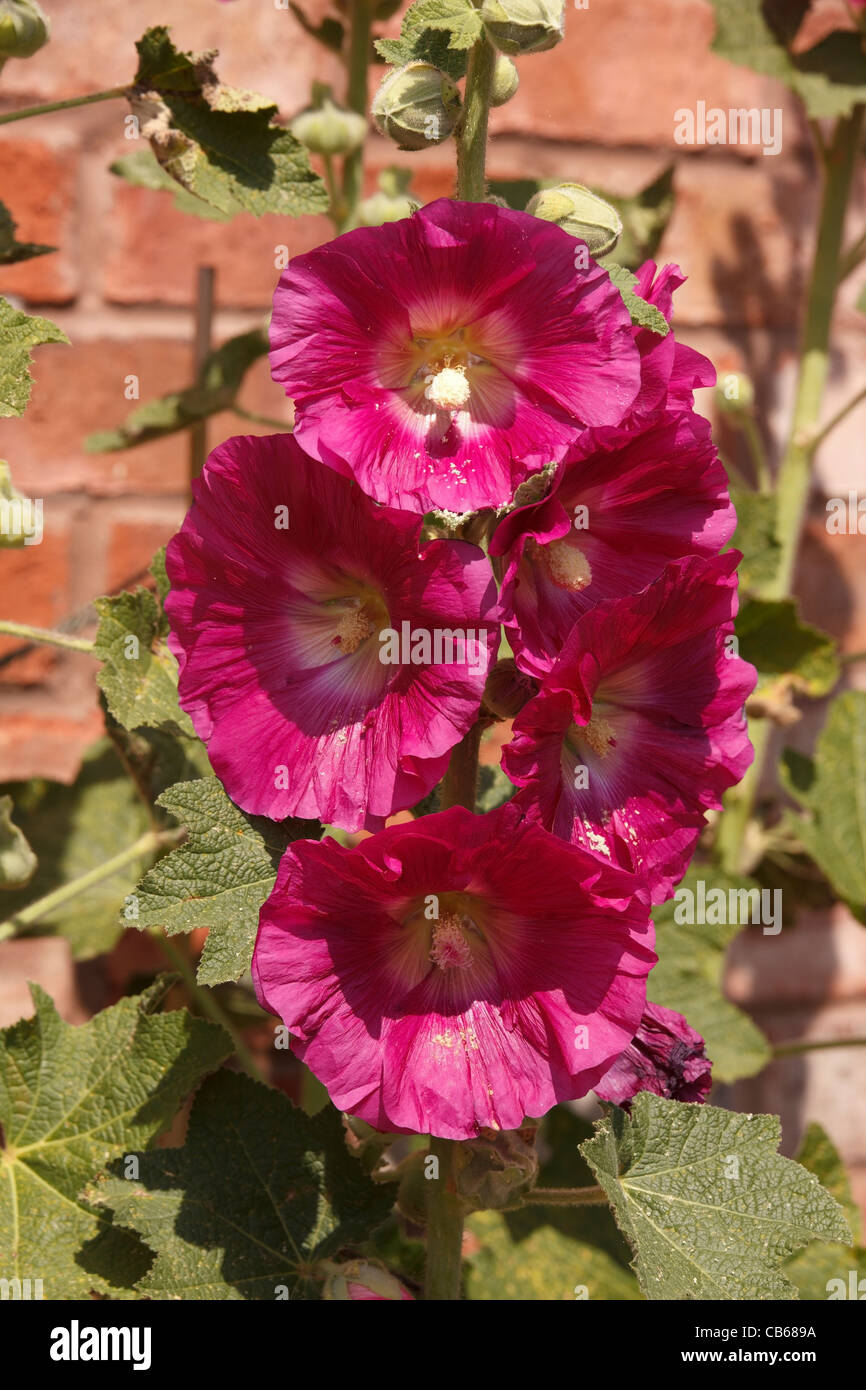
(456, 33, 496, 201)
(0, 619, 94, 653)
(440, 721, 482, 810)
(0, 86, 127, 125)
(339, 0, 373, 229)
(424, 1137, 465, 1300)
(523, 1186, 608, 1207)
(772, 1035, 866, 1059)
(0, 827, 182, 941)
(717, 108, 864, 876)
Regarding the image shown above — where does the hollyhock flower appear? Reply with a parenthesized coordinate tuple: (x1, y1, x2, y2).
(501, 553, 756, 902)
(165, 433, 498, 831)
(623, 261, 715, 430)
(491, 410, 735, 678)
(252, 803, 655, 1139)
(268, 198, 642, 514)
(595, 1001, 712, 1107)
(321, 1261, 415, 1300)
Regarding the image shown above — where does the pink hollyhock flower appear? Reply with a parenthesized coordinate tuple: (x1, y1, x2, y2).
(623, 262, 715, 430)
(252, 803, 656, 1139)
(501, 553, 756, 903)
(269, 198, 643, 514)
(322, 1261, 414, 1300)
(595, 1001, 712, 1107)
(165, 433, 498, 831)
(491, 410, 735, 679)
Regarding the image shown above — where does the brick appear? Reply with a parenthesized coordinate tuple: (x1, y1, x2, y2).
(726, 905, 866, 1008)
(0, 937, 88, 1026)
(0, 705, 104, 784)
(0, 508, 70, 684)
(103, 499, 187, 592)
(0, 135, 78, 304)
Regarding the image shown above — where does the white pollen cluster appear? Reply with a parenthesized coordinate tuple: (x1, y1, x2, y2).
(424, 366, 471, 412)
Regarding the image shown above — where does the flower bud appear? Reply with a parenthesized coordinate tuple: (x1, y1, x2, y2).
(0, 793, 36, 889)
(526, 183, 622, 257)
(715, 370, 755, 415)
(0, 0, 49, 60)
(290, 89, 367, 156)
(371, 62, 461, 151)
(480, 0, 564, 57)
(489, 53, 520, 107)
(483, 658, 538, 719)
(454, 1125, 539, 1212)
(356, 166, 419, 226)
(321, 1260, 414, 1301)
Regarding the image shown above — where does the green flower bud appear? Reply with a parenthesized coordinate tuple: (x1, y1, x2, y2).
(0, 0, 49, 60)
(356, 165, 419, 225)
(480, 0, 564, 56)
(490, 53, 520, 107)
(715, 371, 755, 415)
(0, 793, 36, 889)
(371, 62, 461, 151)
(290, 91, 367, 157)
(526, 182, 622, 256)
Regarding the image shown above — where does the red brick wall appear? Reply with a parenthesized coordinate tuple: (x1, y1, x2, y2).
(1, 0, 866, 1215)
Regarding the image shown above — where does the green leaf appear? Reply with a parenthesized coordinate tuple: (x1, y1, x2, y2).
(88, 1071, 395, 1299)
(0, 201, 55, 264)
(131, 777, 319, 985)
(0, 742, 153, 960)
(728, 488, 780, 592)
(0, 980, 231, 1299)
(709, 0, 866, 119)
(288, 4, 345, 53)
(596, 165, 675, 271)
(736, 597, 840, 700)
(466, 1209, 642, 1301)
(109, 148, 230, 221)
(650, 867, 771, 1082)
(784, 1123, 866, 1300)
(93, 587, 195, 736)
(0, 296, 68, 419)
(0, 794, 36, 889)
(605, 264, 670, 337)
(86, 327, 269, 453)
(375, 0, 475, 80)
(581, 1093, 851, 1301)
(783, 691, 866, 919)
(129, 26, 327, 218)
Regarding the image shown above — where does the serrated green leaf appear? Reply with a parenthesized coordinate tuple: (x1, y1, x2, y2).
(0, 794, 36, 889)
(109, 148, 230, 221)
(783, 691, 866, 918)
(0, 742, 153, 959)
(132, 777, 319, 985)
(408, 0, 484, 50)
(129, 26, 327, 218)
(728, 488, 780, 592)
(784, 1123, 865, 1300)
(93, 588, 195, 736)
(88, 1071, 394, 1299)
(0, 980, 231, 1300)
(466, 1209, 642, 1301)
(709, 0, 866, 119)
(581, 1093, 850, 1301)
(0, 201, 55, 264)
(605, 264, 669, 336)
(736, 598, 839, 699)
(650, 867, 770, 1082)
(375, 0, 474, 80)
(0, 296, 68, 418)
(86, 327, 269, 453)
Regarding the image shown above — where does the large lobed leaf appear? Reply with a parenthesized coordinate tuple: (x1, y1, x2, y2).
(581, 1093, 850, 1300)
(0, 981, 230, 1299)
(0, 297, 68, 418)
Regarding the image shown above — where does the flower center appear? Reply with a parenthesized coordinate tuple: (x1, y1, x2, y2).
(424, 364, 471, 411)
(573, 711, 616, 759)
(429, 910, 476, 971)
(334, 603, 374, 654)
(532, 537, 592, 592)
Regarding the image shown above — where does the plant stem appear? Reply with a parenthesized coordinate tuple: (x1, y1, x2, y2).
(424, 1136, 465, 1300)
(0, 619, 94, 653)
(740, 415, 772, 493)
(440, 722, 482, 810)
(838, 225, 866, 282)
(772, 1035, 866, 1058)
(0, 85, 128, 126)
(523, 1186, 609, 1207)
(716, 108, 864, 876)
(151, 932, 265, 1082)
(810, 381, 866, 451)
(0, 827, 182, 941)
(456, 31, 496, 201)
(339, 0, 373, 229)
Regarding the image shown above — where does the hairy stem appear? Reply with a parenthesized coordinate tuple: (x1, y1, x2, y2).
(0, 86, 128, 125)
(0, 619, 94, 653)
(440, 722, 482, 811)
(456, 32, 496, 201)
(0, 827, 183, 941)
(424, 1136, 465, 1300)
(523, 1186, 609, 1207)
(339, 0, 373, 229)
